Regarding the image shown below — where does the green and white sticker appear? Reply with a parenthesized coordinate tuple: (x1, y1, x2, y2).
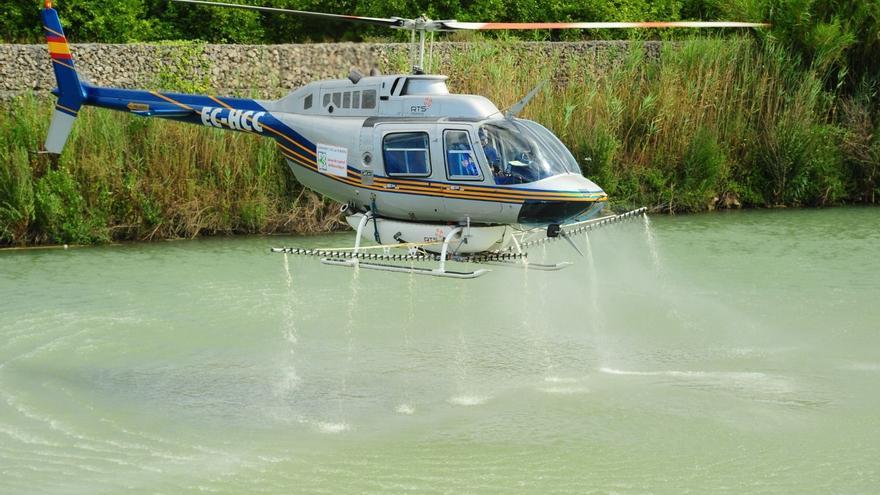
(316, 143, 348, 177)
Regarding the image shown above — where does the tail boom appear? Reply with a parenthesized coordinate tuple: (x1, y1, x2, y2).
(39, 2, 300, 155)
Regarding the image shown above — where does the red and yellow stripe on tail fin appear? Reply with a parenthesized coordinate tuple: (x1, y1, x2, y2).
(46, 33, 74, 67)
(41, 1, 87, 153)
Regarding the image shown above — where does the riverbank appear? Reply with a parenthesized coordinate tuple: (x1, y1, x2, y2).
(2, 38, 877, 247)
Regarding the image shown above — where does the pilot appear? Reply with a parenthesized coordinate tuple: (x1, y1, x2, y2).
(481, 127, 512, 183)
(479, 128, 500, 169)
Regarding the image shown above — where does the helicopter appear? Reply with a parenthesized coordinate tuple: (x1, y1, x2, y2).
(40, 0, 766, 278)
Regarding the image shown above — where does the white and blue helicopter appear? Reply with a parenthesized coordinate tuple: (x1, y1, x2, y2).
(41, 0, 765, 278)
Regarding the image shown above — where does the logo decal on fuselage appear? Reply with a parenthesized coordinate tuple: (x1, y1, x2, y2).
(316, 143, 349, 177)
(409, 96, 433, 114)
(200, 107, 266, 132)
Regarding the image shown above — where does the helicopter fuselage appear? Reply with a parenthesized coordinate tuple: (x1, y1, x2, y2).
(46, 35, 607, 228)
(260, 74, 607, 226)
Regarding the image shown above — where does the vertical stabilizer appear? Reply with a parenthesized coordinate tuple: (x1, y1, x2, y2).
(41, 1, 87, 153)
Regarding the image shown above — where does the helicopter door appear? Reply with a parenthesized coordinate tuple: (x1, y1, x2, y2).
(440, 126, 501, 222)
(372, 123, 446, 221)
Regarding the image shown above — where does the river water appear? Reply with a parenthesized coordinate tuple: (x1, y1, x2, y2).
(1, 208, 878, 493)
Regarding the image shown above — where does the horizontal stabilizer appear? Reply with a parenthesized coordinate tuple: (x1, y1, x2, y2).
(44, 108, 76, 154)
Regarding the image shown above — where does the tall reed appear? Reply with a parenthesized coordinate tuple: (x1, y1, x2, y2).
(0, 95, 341, 246)
(442, 37, 850, 211)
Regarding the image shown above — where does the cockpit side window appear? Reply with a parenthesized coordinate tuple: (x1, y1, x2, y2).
(479, 119, 577, 185)
(383, 132, 431, 177)
(444, 130, 482, 180)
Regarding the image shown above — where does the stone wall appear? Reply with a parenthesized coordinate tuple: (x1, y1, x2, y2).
(0, 41, 660, 100)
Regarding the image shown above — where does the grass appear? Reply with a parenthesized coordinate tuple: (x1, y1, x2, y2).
(441, 37, 869, 211)
(2, 37, 878, 246)
(0, 95, 343, 246)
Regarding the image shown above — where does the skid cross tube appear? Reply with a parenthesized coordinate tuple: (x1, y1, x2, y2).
(434, 226, 463, 275)
(351, 210, 373, 261)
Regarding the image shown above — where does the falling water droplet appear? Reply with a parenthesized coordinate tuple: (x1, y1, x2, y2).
(283, 252, 292, 289)
(643, 214, 662, 273)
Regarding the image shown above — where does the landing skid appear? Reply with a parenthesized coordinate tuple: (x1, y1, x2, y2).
(321, 257, 489, 279)
(483, 260, 573, 271)
(271, 207, 648, 279)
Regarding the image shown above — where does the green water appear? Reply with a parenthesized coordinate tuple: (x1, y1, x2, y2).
(1, 208, 879, 494)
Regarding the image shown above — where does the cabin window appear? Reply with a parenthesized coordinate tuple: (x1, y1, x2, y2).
(304, 94, 313, 110)
(332, 92, 342, 108)
(323, 94, 331, 107)
(383, 132, 430, 177)
(444, 130, 481, 180)
(362, 90, 377, 109)
(352, 91, 361, 109)
(343, 92, 351, 109)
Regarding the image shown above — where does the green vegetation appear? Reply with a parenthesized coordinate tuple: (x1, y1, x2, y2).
(445, 38, 875, 212)
(0, 95, 342, 246)
(1, 0, 878, 245)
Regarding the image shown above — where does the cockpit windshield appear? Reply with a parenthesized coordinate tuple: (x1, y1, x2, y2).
(478, 119, 580, 185)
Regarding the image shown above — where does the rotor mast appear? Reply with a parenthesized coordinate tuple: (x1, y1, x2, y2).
(408, 16, 445, 74)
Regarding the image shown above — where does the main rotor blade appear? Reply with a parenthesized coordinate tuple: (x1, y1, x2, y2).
(440, 21, 769, 30)
(171, 0, 408, 29)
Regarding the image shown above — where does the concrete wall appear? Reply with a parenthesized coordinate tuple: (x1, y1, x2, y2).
(0, 41, 660, 100)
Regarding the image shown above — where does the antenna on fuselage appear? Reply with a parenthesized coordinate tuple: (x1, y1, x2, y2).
(505, 81, 546, 119)
(171, 0, 769, 76)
